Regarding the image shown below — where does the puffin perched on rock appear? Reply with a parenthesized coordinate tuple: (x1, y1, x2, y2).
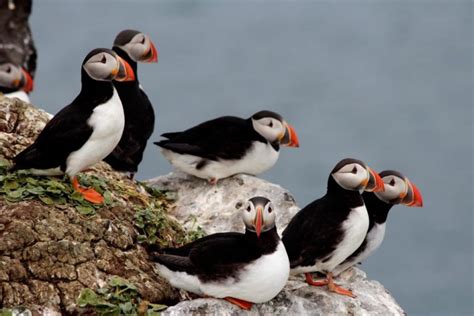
(103, 29, 158, 178)
(154, 110, 299, 184)
(0, 62, 34, 103)
(333, 170, 423, 276)
(149, 196, 290, 310)
(282, 158, 384, 297)
(11, 48, 135, 204)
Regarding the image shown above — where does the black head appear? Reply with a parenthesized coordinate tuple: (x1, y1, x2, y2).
(113, 29, 158, 63)
(330, 158, 385, 192)
(242, 196, 276, 238)
(375, 170, 423, 207)
(250, 110, 299, 147)
(82, 48, 135, 82)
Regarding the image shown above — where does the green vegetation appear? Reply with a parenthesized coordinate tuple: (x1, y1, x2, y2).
(77, 276, 166, 316)
(0, 158, 113, 215)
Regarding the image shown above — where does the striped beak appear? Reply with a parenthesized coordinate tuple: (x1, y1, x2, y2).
(364, 167, 385, 192)
(280, 122, 300, 147)
(114, 56, 135, 82)
(401, 179, 423, 207)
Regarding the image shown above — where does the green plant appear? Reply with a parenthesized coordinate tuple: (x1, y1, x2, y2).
(77, 276, 167, 316)
(0, 161, 113, 215)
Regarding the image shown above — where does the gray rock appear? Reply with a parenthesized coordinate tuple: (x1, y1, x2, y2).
(163, 268, 404, 316)
(146, 172, 300, 235)
(149, 172, 405, 316)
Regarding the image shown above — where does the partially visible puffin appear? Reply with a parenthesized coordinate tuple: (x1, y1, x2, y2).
(154, 110, 299, 184)
(11, 48, 135, 204)
(282, 158, 384, 297)
(0, 63, 34, 103)
(103, 29, 158, 178)
(333, 170, 423, 276)
(149, 196, 290, 310)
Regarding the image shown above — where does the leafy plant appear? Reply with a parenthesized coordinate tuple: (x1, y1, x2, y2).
(77, 276, 167, 316)
(0, 162, 113, 215)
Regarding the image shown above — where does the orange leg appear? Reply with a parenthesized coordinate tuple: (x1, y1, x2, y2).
(305, 273, 328, 286)
(327, 272, 355, 298)
(224, 297, 253, 310)
(71, 176, 104, 204)
(208, 177, 218, 185)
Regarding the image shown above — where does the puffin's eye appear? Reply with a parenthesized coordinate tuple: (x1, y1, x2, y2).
(268, 121, 273, 128)
(101, 55, 107, 64)
(246, 205, 251, 212)
(351, 166, 357, 174)
(141, 36, 146, 44)
(389, 178, 396, 186)
(6, 66, 11, 73)
(268, 207, 273, 213)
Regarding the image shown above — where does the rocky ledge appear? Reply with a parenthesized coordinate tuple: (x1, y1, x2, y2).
(0, 96, 405, 315)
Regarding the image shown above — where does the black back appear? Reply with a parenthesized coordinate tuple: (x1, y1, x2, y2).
(103, 47, 155, 173)
(12, 65, 114, 172)
(155, 116, 273, 161)
(150, 227, 280, 282)
(282, 176, 364, 270)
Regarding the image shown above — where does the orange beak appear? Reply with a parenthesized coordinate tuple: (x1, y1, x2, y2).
(143, 41, 158, 63)
(114, 56, 135, 82)
(280, 122, 300, 148)
(402, 179, 423, 207)
(21, 68, 34, 92)
(254, 206, 263, 238)
(364, 167, 385, 192)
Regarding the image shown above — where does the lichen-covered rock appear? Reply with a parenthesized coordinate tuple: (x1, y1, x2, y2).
(163, 268, 404, 316)
(0, 97, 183, 314)
(147, 172, 300, 235)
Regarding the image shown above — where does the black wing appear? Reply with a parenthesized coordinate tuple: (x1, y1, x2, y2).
(104, 83, 155, 172)
(12, 103, 93, 171)
(155, 116, 263, 160)
(282, 196, 348, 268)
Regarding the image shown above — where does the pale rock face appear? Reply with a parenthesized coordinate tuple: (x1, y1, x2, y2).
(148, 172, 405, 316)
(162, 268, 405, 316)
(146, 172, 300, 235)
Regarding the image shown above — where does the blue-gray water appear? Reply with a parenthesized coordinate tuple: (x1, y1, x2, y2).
(29, 1, 472, 315)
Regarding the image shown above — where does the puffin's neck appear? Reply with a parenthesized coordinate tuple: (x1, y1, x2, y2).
(113, 46, 139, 83)
(78, 69, 114, 106)
(362, 192, 393, 225)
(327, 176, 364, 208)
(244, 226, 280, 254)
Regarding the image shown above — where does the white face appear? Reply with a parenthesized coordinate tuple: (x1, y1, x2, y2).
(375, 175, 407, 203)
(0, 63, 22, 88)
(83, 52, 119, 81)
(332, 162, 369, 190)
(252, 117, 286, 143)
(242, 198, 276, 233)
(120, 33, 152, 62)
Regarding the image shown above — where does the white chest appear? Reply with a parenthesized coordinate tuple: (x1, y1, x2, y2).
(66, 88, 124, 176)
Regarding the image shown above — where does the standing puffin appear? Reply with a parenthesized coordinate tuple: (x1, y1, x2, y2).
(282, 158, 385, 297)
(0, 63, 34, 103)
(154, 110, 299, 184)
(103, 29, 158, 178)
(149, 197, 290, 310)
(333, 170, 423, 276)
(11, 48, 135, 204)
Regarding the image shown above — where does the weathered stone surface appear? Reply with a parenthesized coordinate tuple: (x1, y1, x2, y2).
(0, 97, 181, 314)
(147, 172, 300, 235)
(163, 268, 404, 316)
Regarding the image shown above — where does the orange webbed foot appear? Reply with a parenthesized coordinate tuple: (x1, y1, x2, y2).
(224, 297, 253, 310)
(305, 273, 328, 286)
(71, 176, 104, 204)
(327, 272, 356, 298)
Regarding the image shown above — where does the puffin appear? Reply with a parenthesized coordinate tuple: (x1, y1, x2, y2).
(333, 170, 423, 276)
(10, 48, 135, 204)
(0, 62, 34, 103)
(281, 158, 385, 297)
(154, 110, 299, 184)
(149, 196, 290, 310)
(103, 29, 158, 178)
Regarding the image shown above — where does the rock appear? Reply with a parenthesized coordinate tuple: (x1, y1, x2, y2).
(147, 172, 300, 235)
(0, 97, 185, 314)
(163, 268, 404, 316)
(148, 172, 405, 315)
